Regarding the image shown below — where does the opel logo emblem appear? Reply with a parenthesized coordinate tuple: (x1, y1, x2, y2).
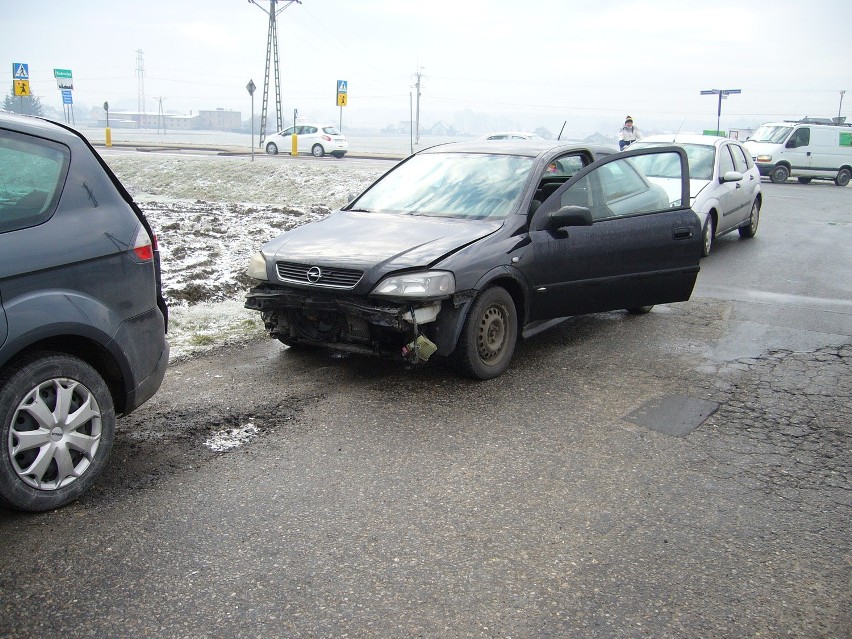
(306, 266, 322, 283)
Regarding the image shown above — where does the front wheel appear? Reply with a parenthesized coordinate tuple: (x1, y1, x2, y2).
(835, 168, 851, 187)
(797, 177, 812, 184)
(311, 144, 325, 158)
(452, 287, 518, 380)
(265, 142, 278, 155)
(739, 199, 760, 238)
(0, 353, 116, 512)
(770, 165, 789, 184)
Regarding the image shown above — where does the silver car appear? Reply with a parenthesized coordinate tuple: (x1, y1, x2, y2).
(630, 134, 762, 256)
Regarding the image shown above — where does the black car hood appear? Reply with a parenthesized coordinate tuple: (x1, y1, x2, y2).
(262, 210, 502, 271)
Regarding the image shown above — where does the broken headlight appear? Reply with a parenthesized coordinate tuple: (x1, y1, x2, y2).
(371, 270, 455, 299)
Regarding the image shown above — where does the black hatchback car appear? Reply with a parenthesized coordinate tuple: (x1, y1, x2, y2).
(246, 140, 700, 379)
(0, 112, 169, 512)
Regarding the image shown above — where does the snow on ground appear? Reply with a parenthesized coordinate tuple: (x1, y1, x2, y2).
(104, 154, 387, 361)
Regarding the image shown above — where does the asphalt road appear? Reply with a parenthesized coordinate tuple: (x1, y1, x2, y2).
(1, 181, 849, 639)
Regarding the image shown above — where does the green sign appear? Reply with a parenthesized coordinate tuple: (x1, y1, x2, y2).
(840, 132, 852, 147)
(53, 68, 72, 79)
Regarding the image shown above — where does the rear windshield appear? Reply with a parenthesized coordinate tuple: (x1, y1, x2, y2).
(322, 126, 341, 135)
(350, 152, 534, 220)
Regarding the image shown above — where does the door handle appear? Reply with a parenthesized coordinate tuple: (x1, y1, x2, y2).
(673, 227, 693, 240)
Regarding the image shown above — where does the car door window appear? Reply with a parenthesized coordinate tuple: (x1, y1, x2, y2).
(729, 144, 749, 173)
(557, 152, 684, 221)
(279, 126, 295, 137)
(0, 130, 69, 234)
(302, 126, 318, 135)
(719, 145, 736, 175)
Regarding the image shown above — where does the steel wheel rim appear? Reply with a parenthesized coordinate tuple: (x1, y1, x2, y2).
(8, 378, 102, 490)
(476, 304, 508, 364)
(750, 203, 759, 234)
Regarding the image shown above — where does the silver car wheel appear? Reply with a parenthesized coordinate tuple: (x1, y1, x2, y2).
(739, 200, 760, 238)
(9, 377, 103, 490)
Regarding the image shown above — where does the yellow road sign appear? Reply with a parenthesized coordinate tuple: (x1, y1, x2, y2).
(14, 80, 30, 96)
(336, 92, 347, 107)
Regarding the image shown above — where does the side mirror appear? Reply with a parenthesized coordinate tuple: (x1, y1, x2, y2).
(547, 205, 593, 231)
(720, 170, 744, 184)
(785, 139, 797, 149)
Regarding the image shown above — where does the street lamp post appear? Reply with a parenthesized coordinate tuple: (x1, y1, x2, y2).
(700, 88, 741, 135)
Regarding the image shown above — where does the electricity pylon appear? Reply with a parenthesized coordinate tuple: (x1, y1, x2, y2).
(248, 0, 301, 146)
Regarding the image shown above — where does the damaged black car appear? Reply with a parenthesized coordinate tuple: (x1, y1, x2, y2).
(245, 140, 701, 379)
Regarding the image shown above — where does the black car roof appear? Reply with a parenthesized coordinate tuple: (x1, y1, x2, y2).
(418, 139, 617, 159)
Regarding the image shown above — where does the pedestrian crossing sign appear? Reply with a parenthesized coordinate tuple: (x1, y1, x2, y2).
(13, 62, 29, 80)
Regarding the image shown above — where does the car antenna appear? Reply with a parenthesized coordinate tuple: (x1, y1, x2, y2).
(672, 116, 687, 142)
(557, 121, 567, 140)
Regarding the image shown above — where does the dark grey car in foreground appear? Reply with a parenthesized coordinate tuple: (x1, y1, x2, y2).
(246, 140, 701, 379)
(0, 112, 169, 511)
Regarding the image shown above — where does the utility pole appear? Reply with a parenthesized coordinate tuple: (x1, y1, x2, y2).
(413, 67, 425, 145)
(700, 88, 741, 135)
(136, 49, 145, 128)
(248, 0, 301, 147)
(155, 97, 166, 135)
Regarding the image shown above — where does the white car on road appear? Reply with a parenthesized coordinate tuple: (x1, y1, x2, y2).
(630, 134, 762, 256)
(265, 123, 348, 158)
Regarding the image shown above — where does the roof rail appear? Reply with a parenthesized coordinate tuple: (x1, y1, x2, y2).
(784, 116, 850, 127)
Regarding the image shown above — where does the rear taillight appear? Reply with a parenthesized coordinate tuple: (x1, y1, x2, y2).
(132, 226, 154, 262)
(322, 135, 331, 141)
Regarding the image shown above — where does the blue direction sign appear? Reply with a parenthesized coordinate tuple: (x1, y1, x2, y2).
(61, 90, 73, 105)
(13, 62, 29, 79)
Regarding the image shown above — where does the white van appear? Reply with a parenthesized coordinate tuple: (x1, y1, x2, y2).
(744, 119, 852, 186)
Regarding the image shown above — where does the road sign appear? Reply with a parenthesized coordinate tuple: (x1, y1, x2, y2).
(337, 80, 347, 93)
(14, 80, 30, 97)
(57, 78, 74, 90)
(337, 93, 348, 107)
(246, 79, 256, 96)
(54, 68, 72, 79)
(61, 90, 73, 105)
(13, 62, 29, 79)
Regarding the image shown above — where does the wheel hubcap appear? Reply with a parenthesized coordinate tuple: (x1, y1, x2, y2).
(751, 204, 759, 232)
(8, 378, 102, 490)
(477, 305, 506, 362)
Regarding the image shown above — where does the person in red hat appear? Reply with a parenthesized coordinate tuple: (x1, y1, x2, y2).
(618, 115, 641, 150)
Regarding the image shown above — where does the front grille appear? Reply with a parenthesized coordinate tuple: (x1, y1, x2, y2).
(276, 261, 363, 289)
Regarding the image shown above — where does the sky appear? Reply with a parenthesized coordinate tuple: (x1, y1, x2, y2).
(3, 0, 850, 137)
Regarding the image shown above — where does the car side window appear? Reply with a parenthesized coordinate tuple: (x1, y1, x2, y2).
(0, 130, 68, 234)
(719, 145, 736, 175)
(303, 126, 317, 135)
(559, 153, 681, 220)
(730, 144, 749, 173)
(280, 127, 295, 136)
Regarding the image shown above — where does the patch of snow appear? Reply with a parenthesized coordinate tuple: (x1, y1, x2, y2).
(204, 422, 260, 452)
(103, 154, 387, 362)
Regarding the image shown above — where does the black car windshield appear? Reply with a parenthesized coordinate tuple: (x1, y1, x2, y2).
(750, 125, 792, 144)
(351, 152, 534, 220)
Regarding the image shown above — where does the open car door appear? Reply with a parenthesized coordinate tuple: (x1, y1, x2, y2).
(521, 146, 701, 321)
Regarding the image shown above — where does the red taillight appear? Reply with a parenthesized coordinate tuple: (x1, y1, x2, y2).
(322, 135, 331, 141)
(132, 227, 154, 262)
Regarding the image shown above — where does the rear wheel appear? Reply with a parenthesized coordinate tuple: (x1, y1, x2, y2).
(836, 168, 851, 187)
(0, 353, 115, 512)
(331, 151, 346, 159)
(265, 142, 278, 155)
(311, 144, 325, 158)
(452, 287, 517, 380)
(770, 164, 789, 184)
(739, 199, 760, 238)
(797, 177, 812, 184)
(701, 215, 715, 257)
